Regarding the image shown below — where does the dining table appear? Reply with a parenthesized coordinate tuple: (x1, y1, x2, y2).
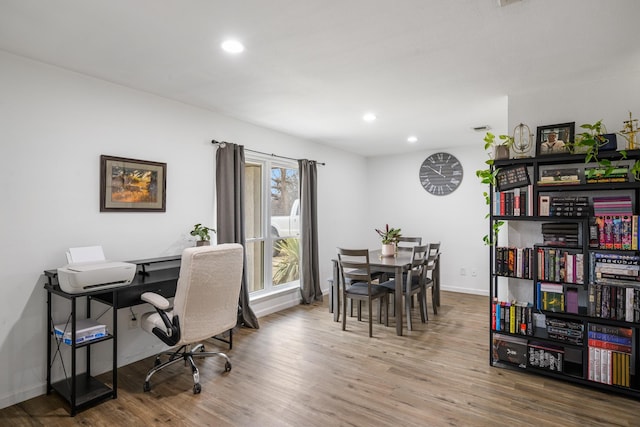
(331, 249, 414, 336)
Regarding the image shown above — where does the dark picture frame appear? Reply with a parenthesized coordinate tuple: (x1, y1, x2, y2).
(496, 165, 530, 191)
(100, 155, 166, 212)
(536, 122, 575, 156)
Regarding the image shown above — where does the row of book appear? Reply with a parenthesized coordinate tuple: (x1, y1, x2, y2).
(494, 185, 534, 216)
(587, 283, 640, 322)
(491, 299, 534, 336)
(535, 282, 580, 314)
(594, 215, 640, 250)
(541, 222, 581, 246)
(587, 323, 633, 387)
(536, 247, 584, 284)
(495, 247, 534, 279)
(493, 334, 567, 374)
(539, 195, 589, 217)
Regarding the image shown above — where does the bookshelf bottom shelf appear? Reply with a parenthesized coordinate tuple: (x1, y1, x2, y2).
(50, 373, 114, 415)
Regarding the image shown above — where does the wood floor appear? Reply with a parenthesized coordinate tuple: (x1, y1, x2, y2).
(2, 291, 639, 426)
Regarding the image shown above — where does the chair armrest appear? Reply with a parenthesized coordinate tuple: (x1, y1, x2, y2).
(141, 292, 171, 310)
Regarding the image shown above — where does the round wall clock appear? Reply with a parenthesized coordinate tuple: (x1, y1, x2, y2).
(419, 152, 463, 195)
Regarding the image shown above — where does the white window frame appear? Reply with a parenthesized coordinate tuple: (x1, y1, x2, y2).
(246, 154, 300, 297)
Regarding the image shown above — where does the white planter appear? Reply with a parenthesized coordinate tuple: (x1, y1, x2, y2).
(381, 243, 395, 257)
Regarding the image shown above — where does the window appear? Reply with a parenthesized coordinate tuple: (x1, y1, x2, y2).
(244, 156, 300, 295)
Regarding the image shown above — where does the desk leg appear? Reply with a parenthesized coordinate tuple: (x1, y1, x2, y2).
(332, 260, 340, 322)
(395, 266, 403, 336)
(435, 254, 441, 307)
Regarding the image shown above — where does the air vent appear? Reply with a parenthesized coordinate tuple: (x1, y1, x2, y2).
(473, 125, 491, 131)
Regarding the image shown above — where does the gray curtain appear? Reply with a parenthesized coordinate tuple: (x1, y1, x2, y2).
(216, 143, 259, 329)
(298, 159, 322, 304)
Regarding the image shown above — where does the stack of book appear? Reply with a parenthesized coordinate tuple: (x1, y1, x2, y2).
(537, 168, 581, 186)
(585, 166, 629, 183)
(541, 222, 581, 246)
(538, 195, 590, 217)
(587, 323, 633, 387)
(592, 196, 633, 216)
(545, 317, 584, 345)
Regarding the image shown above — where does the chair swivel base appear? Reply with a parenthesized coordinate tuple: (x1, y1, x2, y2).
(143, 344, 232, 394)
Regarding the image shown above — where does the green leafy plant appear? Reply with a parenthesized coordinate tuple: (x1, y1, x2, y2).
(375, 224, 402, 244)
(476, 132, 513, 245)
(574, 120, 640, 181)
(273, 238, 300, 285)
(190, 223, 216, 241)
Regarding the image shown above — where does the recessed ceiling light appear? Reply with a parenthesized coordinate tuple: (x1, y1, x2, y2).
(221, 39, 245, 54)
(363, 113, 376, 122)
(407, 136, 418, 143)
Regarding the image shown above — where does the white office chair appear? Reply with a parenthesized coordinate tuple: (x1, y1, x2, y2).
(141, 244, 243, 394)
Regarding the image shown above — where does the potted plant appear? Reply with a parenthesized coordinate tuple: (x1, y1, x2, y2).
(375, 224, 401, 257)
(484, 132, 514, 161)
(190, 223, 216, 246)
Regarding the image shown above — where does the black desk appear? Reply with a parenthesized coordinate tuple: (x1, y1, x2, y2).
(44, 256, 180, 415)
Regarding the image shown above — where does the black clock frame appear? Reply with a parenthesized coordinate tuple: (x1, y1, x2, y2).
(419, 152, 463, 196)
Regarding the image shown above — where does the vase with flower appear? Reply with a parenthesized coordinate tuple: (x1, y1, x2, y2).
(375, 224, 401, 257)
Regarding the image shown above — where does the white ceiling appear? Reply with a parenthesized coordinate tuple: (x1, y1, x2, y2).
(1, 0, 638, 157)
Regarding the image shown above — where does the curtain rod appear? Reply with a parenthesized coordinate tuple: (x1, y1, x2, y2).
(211, 140, 325, 166)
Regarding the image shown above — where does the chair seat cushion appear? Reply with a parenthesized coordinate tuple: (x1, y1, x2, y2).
(345, 283, 389, 297)
(379, 279, 420, 294)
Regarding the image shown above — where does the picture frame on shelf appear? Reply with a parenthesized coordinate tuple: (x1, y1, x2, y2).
(536, 122, 575, 156)
(100, 155, 166, 212)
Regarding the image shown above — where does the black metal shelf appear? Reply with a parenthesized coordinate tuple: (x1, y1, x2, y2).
(51, 374, 114, 410)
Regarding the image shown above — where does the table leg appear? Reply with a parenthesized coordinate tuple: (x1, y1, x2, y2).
(332, 260, 340, 322)
(395, 265, 403, 336)
(435, 253, 441, 307)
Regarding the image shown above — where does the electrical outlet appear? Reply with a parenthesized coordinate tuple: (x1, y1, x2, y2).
(471, 269, 477, 277)
(460, 268, 466, 276)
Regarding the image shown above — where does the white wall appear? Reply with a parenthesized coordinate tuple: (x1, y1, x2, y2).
(0, 51, 368, 408)
(365, 141, 504, 296)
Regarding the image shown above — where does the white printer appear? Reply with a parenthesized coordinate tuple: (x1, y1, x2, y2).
(56, 246, 137, 294)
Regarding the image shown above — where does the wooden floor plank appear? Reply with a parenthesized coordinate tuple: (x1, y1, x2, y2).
(2, 291, 638, 426)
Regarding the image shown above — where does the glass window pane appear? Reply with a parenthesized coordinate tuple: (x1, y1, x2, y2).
(245, 163, 262, 239)
(270, 166, 299, 238)
(272, 237, 300, 286)
(245, 240, 264, 292)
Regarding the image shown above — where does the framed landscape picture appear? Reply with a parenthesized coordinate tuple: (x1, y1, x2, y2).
(100, 155, 166, 212)
(536, 122, 575, 156)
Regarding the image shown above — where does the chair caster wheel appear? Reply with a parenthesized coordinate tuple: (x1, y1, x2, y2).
(193, 383, 202, 394)
(224, 361, 232, 372)
(143, 382, 151, 392)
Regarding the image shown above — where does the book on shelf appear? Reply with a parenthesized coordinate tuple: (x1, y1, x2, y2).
(538, 168, 581, 185)
(546, 316, 584, 345)
(537, 282, 565, 312)
(527, 341, 564, 372)
(494, 185, 533, 216)
(587, 323, 634, 387)
(592, 196, 633, 216)
(595, 215, 638, 250)
(585, 166, 629, 183)
(492, 333, 528, 368)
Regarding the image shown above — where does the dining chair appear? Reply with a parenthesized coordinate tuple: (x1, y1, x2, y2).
(337, 248, 391, 337)
(421, 242, 441, 318)
(380, 244, 429, 331)
(396, 236, 422, 252)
